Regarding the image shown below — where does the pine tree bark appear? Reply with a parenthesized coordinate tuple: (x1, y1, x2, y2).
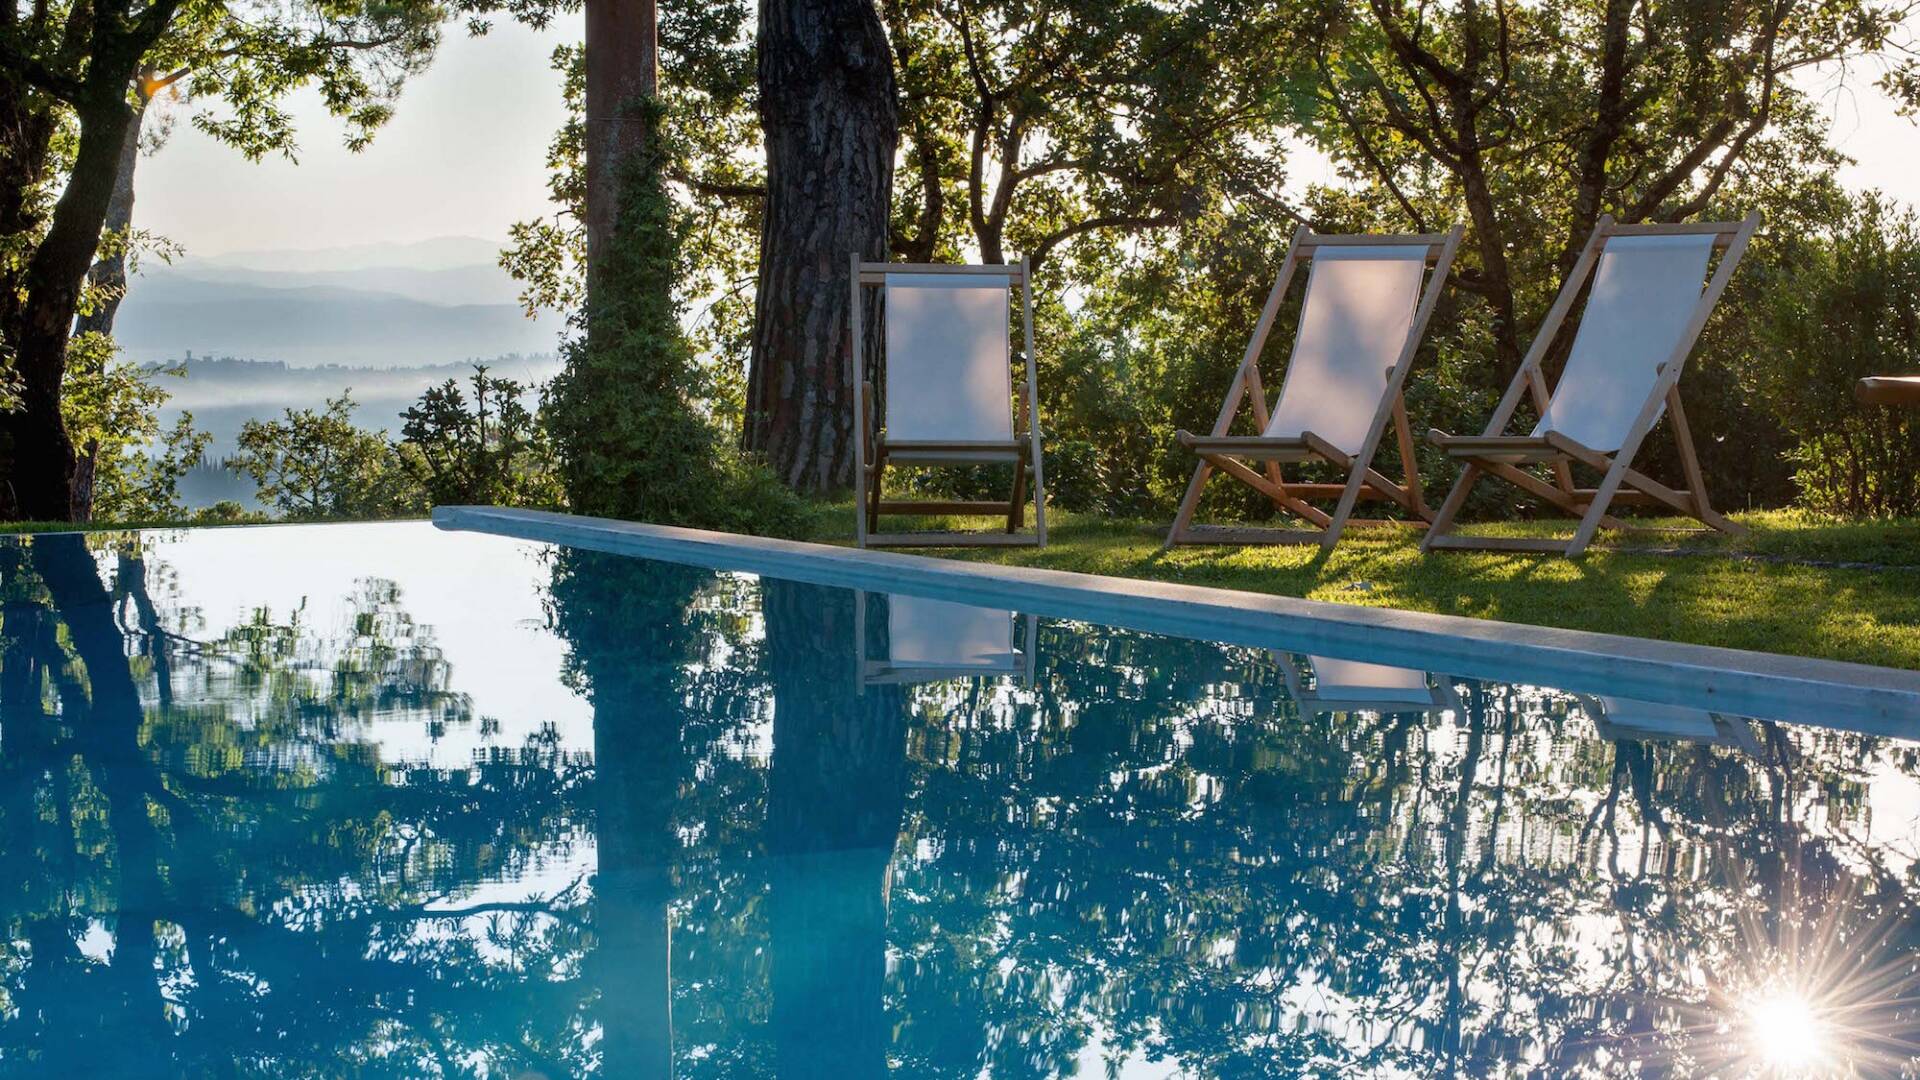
(746, 0, 897, 492)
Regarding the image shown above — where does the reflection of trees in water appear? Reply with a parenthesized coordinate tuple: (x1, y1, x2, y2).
(0, 534, 594, 1077)
(885, 651, 1920, 1078)
(763, 580, 908, 1080)
(3, 536, 1917, 1078)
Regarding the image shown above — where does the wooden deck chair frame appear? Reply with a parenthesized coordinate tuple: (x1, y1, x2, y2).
(1280, 653, 1463, 715)
(853, 590, 1039, 690)
(1422, 213, 1761, 558)
(1164, 225, 1464, 553)
(851, 257, 1047, 548)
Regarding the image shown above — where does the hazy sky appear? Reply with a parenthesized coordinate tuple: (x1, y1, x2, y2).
(135, 15, 1920, 261)
(138, 18, 580, 257)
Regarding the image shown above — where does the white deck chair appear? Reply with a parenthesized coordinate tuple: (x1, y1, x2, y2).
(855, 593, 1038, 686)
(1424, 214, 1760, 557)
(1581, 695, 1763, 756)
(1281, 654, 1463, 715)
(851, 258, 1046, 548)
(1165, 225, 1463, 552)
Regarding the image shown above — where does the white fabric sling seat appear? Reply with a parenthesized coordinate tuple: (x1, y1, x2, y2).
(857, 594, 1037, 686)
(1281, 654, 1462, 714)
(1425, 214, 1760, 557)
(851, 260, 1047, 548)
(1584, 695, 1763, 756)
(1166, 226, 1463, 553)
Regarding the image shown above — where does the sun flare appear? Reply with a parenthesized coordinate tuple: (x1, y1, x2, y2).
(1747, 992, 1827, 1073)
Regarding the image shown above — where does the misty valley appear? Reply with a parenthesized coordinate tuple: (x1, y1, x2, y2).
(112, 236, 562, 511)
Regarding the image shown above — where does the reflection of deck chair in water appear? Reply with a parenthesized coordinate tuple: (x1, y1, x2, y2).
(1281, 654, 1463, 714)
(851, 258, 1047, 548)
(1424, 214, 1760, 557)
(1580, 695, 1763, 756)
(856, 593, 1038, 687)
(1165, 226, 1464, 552)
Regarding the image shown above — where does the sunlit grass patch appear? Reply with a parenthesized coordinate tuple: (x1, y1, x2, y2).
(809, 505, 1920, 670)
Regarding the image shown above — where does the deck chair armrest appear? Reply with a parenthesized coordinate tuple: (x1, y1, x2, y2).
(1297, 432, 1351, 468)
(1178, 431, 1310, 450)
(1428, 430, 1560, 459)
(1537, 431, 1611, 469)
(1857, 375, 1920, 407)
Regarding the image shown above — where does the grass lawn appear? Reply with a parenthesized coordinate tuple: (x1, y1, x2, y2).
(818, 509, 1920, 670)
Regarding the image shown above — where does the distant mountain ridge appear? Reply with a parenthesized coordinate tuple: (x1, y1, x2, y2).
(190, 235, 505, 273)
(114, 235, 554, 368)
(146, 262, 522, 307)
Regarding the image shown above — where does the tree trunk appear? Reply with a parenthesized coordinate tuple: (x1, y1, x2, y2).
(584, 0, 659, 293)
(74, 94, 149, 340)
(0, 69, 143, 522)
(548, 551, 716, 1078)
(591, 653, 678, 1080)
(31, 535, 176, 1066)
(0, 73, 58, 336)
(746, 0, 897, 492)
(70, 103, 141, 527)
(762, 580, 908, 1080)
(0, 82, 59, 521)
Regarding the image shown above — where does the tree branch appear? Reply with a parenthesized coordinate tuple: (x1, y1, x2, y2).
(1027, 209, 1180, 274)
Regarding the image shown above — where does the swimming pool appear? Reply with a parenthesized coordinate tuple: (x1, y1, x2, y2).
(1, 519, 1916, 1077)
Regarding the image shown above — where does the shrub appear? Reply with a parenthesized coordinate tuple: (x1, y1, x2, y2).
(1754, 193, 1920, 518)
(231, 394, 427, 521)
(399, 365, 563, 508)
(61, 337, 212, 522)
(542, 119, 804, 537)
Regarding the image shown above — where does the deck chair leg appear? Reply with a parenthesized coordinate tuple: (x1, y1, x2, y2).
(1321, 463, 1372, 554)
(1421, 464, 1481, 553)
(1567, 453, 1633, 557)
(1663, 387, 1744, 535)
(1163, 460, 1212, 551)
(867, 450, 888, 534)
(854, 445, 870, 549)
(1666, 387, 1711, 520)
(1391, 396, 1429, 520)
(1007, 450, 1029, 533)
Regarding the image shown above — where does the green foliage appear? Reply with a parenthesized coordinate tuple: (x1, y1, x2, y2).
(511, 0, 1920, 521)
(1004, 0, 1918, 521)
(542, 124, 803, 536)
(59, 337, 211, 522)
(500, 20, 763, 438)
(398, 364, 563, 508)
(1753, 194, 1920, 518)
(232, 393, 426, 521)
(189, 499, 266, 524)
(882, 0, 1297, 268)
(96, 413, 214, 522)
(166, 2, 441, 159)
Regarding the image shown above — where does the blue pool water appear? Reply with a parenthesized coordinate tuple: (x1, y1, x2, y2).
(1, 521, 1917, 1078)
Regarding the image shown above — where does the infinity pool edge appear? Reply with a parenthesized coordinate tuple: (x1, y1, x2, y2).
(432, 505, 1920, 735)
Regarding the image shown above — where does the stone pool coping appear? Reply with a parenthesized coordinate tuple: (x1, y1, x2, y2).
(434, 506, 1920, 735)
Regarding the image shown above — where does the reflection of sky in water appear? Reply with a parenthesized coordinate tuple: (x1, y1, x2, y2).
(150, 521, 594, 766)
(1, 521, 1916, 1078)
